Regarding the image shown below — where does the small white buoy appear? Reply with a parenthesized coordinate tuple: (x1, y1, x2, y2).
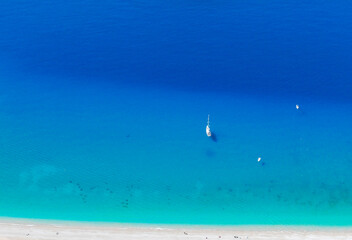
(296, 104, 299, 110)
(257, 157, 261, 162)
(206, 114, 211, 137)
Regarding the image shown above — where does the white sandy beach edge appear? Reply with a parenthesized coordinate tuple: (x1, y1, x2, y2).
(0, 218, 351, 240)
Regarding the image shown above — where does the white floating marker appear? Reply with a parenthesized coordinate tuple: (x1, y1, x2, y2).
(296, 104, 299, 110)
(257, 157, 261, 162)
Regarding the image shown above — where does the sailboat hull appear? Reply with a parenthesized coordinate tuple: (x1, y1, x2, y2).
(206, 126, 211, 137)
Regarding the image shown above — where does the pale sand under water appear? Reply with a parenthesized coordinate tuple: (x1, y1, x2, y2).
(0, 218, 351, 240)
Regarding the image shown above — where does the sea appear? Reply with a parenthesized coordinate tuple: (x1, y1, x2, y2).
(0, 0, 352, 225)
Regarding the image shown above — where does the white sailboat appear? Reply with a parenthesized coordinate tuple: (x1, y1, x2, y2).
(206, 114, 211, 137)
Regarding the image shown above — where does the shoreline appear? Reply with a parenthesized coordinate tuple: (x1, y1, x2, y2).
(0, 218, 351, 240)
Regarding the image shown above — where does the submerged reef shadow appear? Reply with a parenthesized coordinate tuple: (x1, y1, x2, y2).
(206, 149, 216, 157)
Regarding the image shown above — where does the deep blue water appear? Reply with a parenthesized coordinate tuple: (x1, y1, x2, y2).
(0, 0, 352, 225)
(2, 0, 352, 100)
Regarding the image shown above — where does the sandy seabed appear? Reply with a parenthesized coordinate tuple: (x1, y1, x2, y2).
(0, 218, 351, 240)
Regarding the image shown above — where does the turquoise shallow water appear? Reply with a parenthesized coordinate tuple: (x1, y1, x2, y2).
(0, 75, 351, 225)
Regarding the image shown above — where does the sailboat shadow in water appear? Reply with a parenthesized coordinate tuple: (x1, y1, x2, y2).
(210, 132, 217, 142)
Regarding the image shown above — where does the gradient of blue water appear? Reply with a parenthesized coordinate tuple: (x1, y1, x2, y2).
(1, 0, 352, 225)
